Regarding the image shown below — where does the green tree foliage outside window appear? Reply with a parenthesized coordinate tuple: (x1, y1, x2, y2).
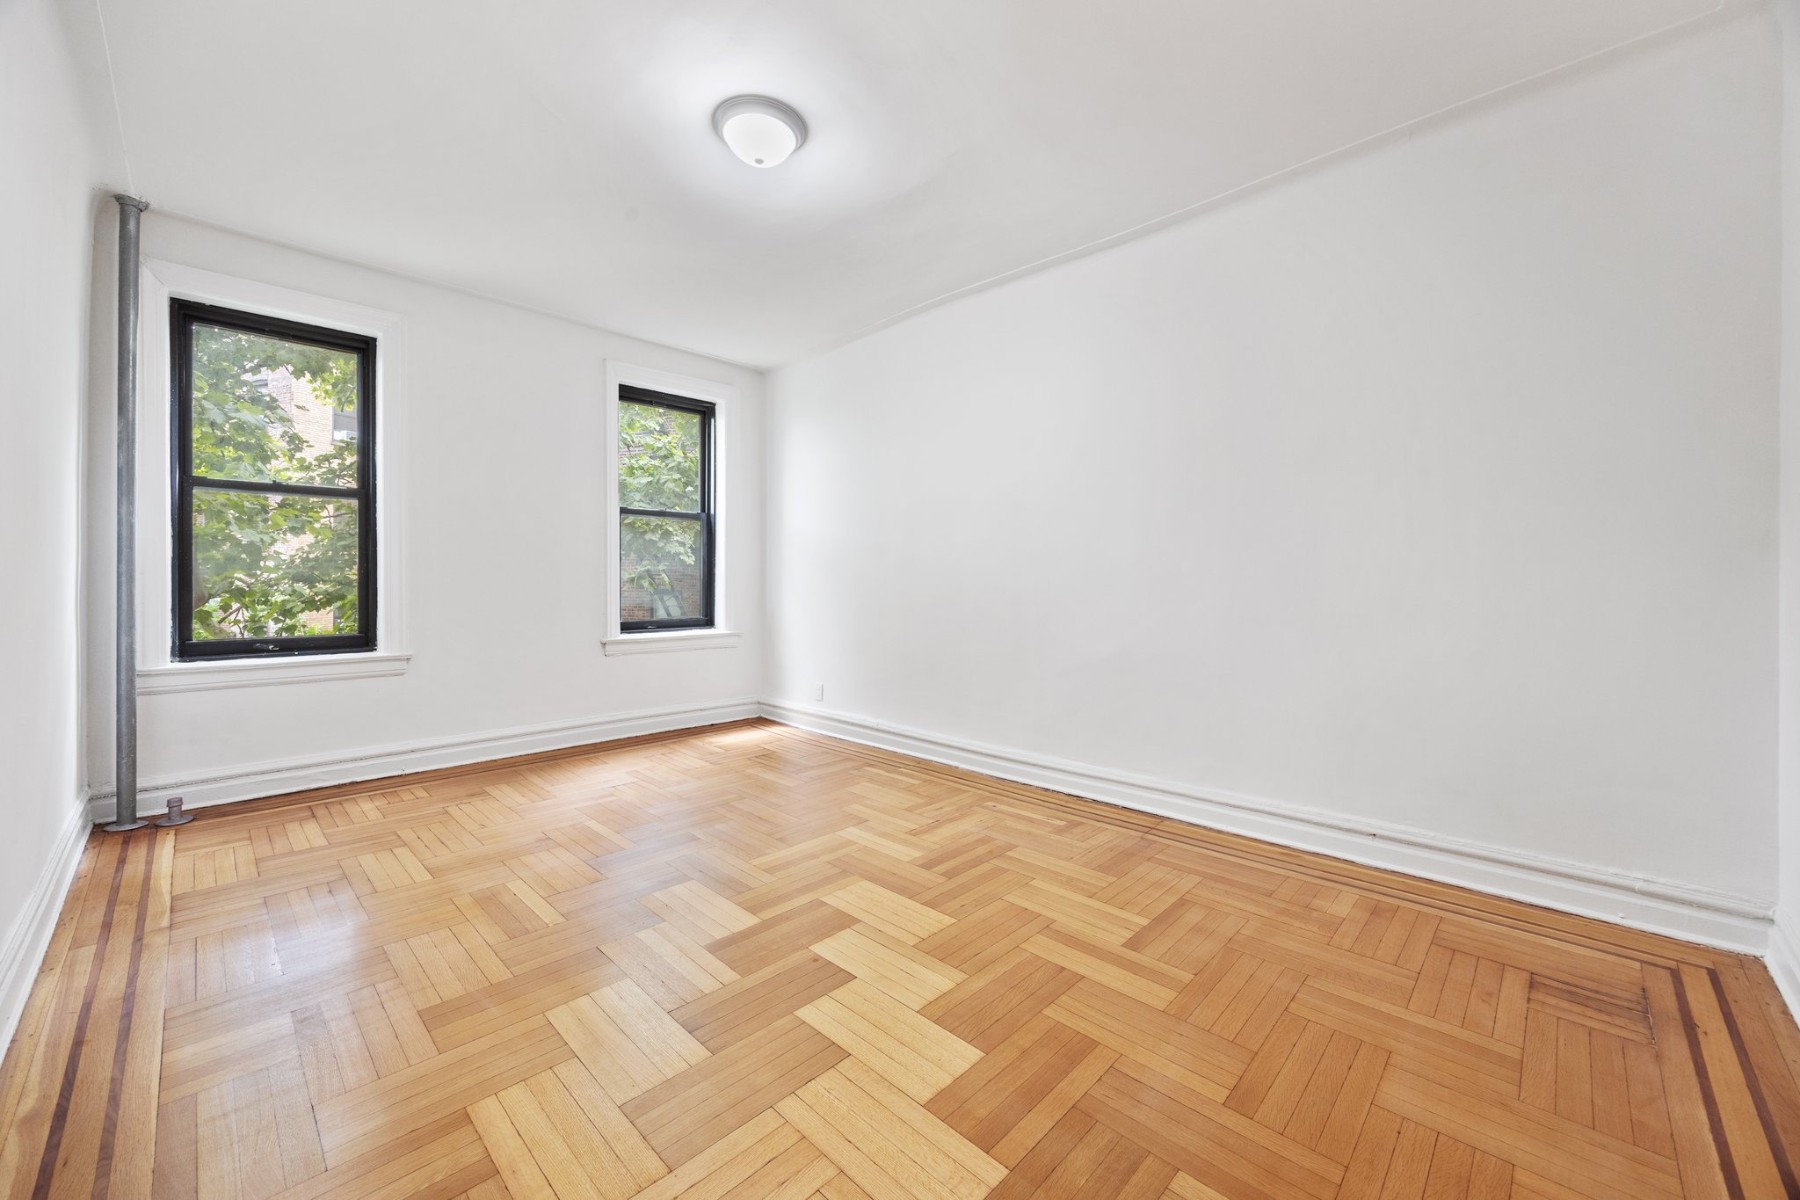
(618, 400, 705, 622)
(187, 324, 364, 641)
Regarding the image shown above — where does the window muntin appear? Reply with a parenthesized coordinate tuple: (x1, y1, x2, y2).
(172, 300, 376, 659)
(618, 386, 714, 631)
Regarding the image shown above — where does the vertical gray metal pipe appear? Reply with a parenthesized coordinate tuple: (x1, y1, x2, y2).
(108, 194, 149, 833)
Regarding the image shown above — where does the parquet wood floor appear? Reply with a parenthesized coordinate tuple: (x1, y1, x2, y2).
(3, 719, 1798, 1199)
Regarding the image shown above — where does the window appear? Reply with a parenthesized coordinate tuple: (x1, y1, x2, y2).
(617, 385, 715, 631)
(171, 300, 376, 660)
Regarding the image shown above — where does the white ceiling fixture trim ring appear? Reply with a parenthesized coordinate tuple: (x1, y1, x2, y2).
(712, 95, 808, 168)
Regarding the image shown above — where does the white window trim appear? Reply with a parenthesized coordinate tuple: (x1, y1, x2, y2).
(602, 360, 739, 655)
(135, 261, 409, 691)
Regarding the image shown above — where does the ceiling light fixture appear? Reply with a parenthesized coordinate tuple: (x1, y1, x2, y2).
(712, 95, 807, 168)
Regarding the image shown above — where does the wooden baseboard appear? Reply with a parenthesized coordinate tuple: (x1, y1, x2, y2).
(760, 700, 1775, 955)
(84, 698, 761, 823)
(0, 802, 89, 1053)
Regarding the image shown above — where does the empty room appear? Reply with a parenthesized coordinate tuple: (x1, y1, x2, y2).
(5, 1, 1800, 1197)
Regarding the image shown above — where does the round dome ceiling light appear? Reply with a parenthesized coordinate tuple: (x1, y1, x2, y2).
(712, 95, 807, 168)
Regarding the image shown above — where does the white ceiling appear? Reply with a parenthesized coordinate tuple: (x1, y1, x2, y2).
(83, 0, 1716, 367)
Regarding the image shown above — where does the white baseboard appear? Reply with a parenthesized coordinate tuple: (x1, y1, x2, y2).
(86, 698, 762, 823)
(1769, 912, 1800, 1025)
(0, 800, 90, 1057)
(68, 693, 1783, 967)
(760, 701, 1775, 955)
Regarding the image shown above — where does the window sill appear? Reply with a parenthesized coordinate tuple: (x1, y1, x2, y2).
(138, 651, 412, 695)
(602, 630, 741, 656)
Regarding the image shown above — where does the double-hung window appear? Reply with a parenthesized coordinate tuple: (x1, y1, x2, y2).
(171, 300, 376, 659)
(617, 385, 715, 631)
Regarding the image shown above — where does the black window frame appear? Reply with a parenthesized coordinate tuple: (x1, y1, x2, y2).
(618, 384, 716, 633)
(171, 299, 377, 661)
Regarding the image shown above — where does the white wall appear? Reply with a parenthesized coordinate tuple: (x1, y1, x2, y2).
(767, 13, 1781, 907)
(0, 0, 104, 1037)
(1776, 0, 1800, 1008)
(82, 215, 765, 803)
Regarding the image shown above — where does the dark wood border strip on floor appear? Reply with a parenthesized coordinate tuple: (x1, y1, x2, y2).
(29, 831, 157, 1200)
(1708, 968, 1800, 1197)
(1670, 967, 1746, 1200)
(30, 836, 132, 1200)
(93, 831, 158, 1200)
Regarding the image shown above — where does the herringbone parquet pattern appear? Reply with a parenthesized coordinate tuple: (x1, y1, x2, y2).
(2, 719, 1798, 1199)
